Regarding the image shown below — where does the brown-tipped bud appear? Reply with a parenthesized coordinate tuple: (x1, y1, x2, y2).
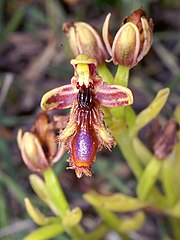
(62, 21, 107, 65)
(17, 112, 66, 172)
(153, 119, 178, 160)
(102, 8, 153, 68)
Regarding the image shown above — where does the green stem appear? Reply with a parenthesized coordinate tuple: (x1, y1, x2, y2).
(110, 65, 130, 119)
(43, 167, 85, 240)
(43, 167, 69, 217)
(114, 65, 129, 86)
(97, 63, 114, 84)
(132, 137, 152, 166)
(161, 158, 177, 206)
(115, 130, 143, 179)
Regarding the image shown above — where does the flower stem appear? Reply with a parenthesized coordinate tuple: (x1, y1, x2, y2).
(114, 130, 143, 179)
(97, 63, 114, 84)
(43, 167, 69, 217)
(111, 65, 130, 119)
(43, 167, 85, 240)
(114, 65, 129, 86)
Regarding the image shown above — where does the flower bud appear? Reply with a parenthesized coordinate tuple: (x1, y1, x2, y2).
(63, 21, 107, 65)
(153, 119, 178, 160)
(102, 8, 153, 68)
(17, 112, 66, 172)
(18, 130, 49, 172)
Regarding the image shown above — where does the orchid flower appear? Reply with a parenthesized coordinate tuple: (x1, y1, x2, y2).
(41, 54, 133, 178)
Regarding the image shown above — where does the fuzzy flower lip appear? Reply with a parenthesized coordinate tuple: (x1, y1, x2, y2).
(40, 54, 133, 178)
(102, 8, 153, 68)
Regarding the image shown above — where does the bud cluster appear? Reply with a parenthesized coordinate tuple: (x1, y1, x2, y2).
(63, 8, 153, 68)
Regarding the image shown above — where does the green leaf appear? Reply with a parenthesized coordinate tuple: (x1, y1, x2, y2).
(29, 174, 59, 215)
(0, 8, 24, 43)
(133, 137, 152, 165)
(160, 158, 177, 207)
(0, 186, 9, 227)
(24, 198, 48, 226)
(23, 223, 64, 240)
(0, 171, 26, 203)
(63, 208, 82, 227)
(115, 129, 143, 179)
(137, 157, 162, 201)
(130, 88, 170, 136)
(83, 191, 146, 212)
(118, 211, 146, 233)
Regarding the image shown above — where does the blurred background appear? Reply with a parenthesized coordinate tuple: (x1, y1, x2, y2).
(0, 0, 180, 239)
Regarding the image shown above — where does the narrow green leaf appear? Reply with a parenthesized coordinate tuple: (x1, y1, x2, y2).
(24, 198, 48, 226)
(160, 158, 177, 207)
(23, 223, 64, 240)
(0, 8, 24, 43)
(115, 129, 143, 179)
(0, 186, 9, 227)
(29, 174, 59, 215)
(0, 171, 26, 203)
(137, 157, 162, 201)
(130, 88, 170, 136)
(0, 0, 5, 32)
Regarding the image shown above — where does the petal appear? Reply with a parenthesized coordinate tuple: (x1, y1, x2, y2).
(137, 17, 153, 62)
(112, 22, 140, 67)
(102, 13, 113, 56)
(40, 84, 78, 111)
(21, 132, 49, 172)
(96, 83, 133, 107)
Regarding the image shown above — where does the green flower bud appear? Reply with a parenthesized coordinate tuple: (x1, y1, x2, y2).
(102, 8, 153, 68)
